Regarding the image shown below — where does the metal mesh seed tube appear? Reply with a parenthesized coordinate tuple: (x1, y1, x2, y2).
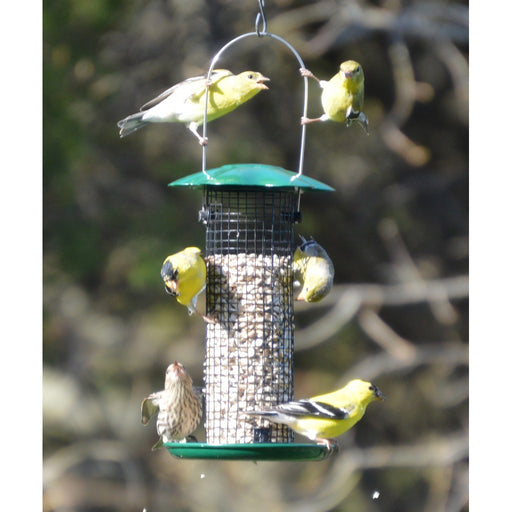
(202, 188, 297, 444)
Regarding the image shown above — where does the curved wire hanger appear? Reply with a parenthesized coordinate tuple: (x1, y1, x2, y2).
(201, 0, 309, 180)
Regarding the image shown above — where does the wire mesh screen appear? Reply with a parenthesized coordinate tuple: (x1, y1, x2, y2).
(202, 188, 297, 444)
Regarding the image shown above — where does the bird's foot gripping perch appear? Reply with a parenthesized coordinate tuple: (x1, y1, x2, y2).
(299, 67, 320, 83)
(300, 114, 329, 125)
(316, 438, 339, 455)
(301, 115, 318, 125)
(200, 313, 215, 324)
(188, 122, 208, 146)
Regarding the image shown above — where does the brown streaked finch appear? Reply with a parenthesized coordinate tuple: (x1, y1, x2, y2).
(141, 361, 203, 450)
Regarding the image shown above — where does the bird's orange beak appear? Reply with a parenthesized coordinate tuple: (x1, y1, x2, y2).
(257, 76, 270, 90)
(164, 280, 178, 296)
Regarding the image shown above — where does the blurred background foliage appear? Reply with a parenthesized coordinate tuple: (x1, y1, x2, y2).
(43, 0, 468, 511)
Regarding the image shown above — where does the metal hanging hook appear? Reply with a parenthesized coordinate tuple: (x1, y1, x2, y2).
(255, 0, 267, 36)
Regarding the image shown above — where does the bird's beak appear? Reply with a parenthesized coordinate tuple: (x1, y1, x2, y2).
(164, 280, 178, 296)
(344, 70, 354, 79)
(375, 388, 386, 401)
(173, 361, 185, 378)
(257, 76, 270, 89)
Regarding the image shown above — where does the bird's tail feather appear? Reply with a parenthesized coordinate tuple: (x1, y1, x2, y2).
(245, 410, 278, 418)
(117, 112, 148, 138)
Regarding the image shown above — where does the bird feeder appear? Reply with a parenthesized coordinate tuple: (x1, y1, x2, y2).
(164, 6, 334, 461)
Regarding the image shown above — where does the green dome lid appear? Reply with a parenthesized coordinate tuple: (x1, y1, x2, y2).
(168, 163, 334, 191)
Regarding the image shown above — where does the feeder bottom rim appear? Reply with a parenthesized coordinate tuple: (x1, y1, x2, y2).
(163, 442, 332, 461)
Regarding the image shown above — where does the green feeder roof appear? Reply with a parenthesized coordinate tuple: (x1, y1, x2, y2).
(168, 163, 334, 191)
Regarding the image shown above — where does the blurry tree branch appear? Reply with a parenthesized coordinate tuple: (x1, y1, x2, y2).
(433, 38, 469, 120)
(378, 218, 460, 325)
(269, 0, 468, 165)
(295, 275, 468, 350)
(270, 1, 468, 56)
(357, 307, 417, 361)
(339, 342, 468, 385)
(379, 35, 432, 166)
(44, 440, 145, 512)
(287, 433, 468, 512)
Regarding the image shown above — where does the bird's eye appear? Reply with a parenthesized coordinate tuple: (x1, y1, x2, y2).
(248, 73, 254, 79)
(355, 66, 360, 72)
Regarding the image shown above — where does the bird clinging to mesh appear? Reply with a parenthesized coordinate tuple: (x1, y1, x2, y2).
(293, 236, 334, 303)
(141, 361, 203, 450)
(160, 247, 211, 322)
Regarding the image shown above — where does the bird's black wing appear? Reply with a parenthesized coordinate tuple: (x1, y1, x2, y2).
(276, 399, 349, 420)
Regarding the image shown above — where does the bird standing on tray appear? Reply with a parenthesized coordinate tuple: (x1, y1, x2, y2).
(245, 379, 384, 450)
(117, 69, 270, 144)
(300, 60, 369, 134)
(160, 247, 210, 321)
(141, 361, 203, 450)
(293, 236, 334, 303)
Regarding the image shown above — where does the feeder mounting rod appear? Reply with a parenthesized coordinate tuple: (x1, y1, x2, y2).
(201, 31, 309, 180)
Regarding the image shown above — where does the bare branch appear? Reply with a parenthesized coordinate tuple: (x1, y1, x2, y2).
(378, 218, 460, 325)
(357, 307, 417, 361)
(339, 342, 468, 384)
(286, 433, 468, 512)
(295, 275, 468, 350)
(44, 440, 145, 510)
(379, 36, 432, 166)
(270, 1, 468, 58)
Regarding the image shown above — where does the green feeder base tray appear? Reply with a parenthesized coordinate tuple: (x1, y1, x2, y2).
(164, 442, 332, 461)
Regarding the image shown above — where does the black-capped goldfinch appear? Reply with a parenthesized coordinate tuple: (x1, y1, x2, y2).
(141, 361, 203, 450)
(300, 60, 369, 134)
(161, 247, 208, 320)
(118, 69, 270, 145)
(293, 236, 334, 303)
(245, 379, 384, 450)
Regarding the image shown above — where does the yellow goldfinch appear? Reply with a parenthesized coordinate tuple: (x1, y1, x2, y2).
(161, 247, 209, 320)
(245, 379, 384, 450)
(117, 69, 270, 144)
(300, 60, 369, 134)
(141, 361, 203, 450)
(293, 236, 334, 302)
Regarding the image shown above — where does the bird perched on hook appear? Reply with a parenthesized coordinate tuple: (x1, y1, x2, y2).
(161, 247, 210, 321)
(300, 60, 369, 134)
(117, 69, 270, 145)
(245, 379, 384, 451)
(141, 361, 203, 449)
(293, 236, 334, 303)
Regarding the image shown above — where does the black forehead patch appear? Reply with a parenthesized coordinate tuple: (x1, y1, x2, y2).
(161, 260, 178, 280)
